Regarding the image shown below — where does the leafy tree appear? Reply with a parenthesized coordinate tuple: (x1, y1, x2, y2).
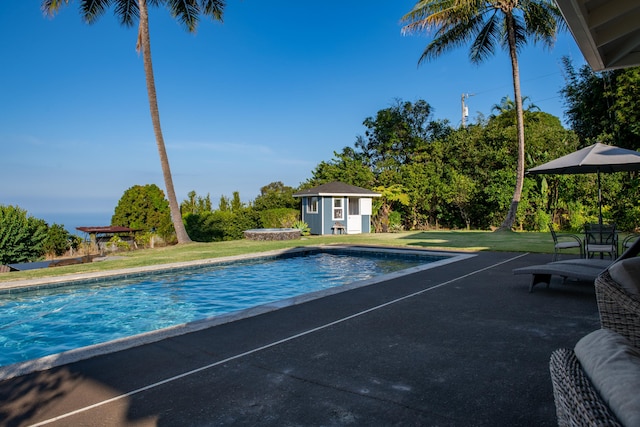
(0, 205, 49, 264)
(42, 0, 226, 244)
(444, 168, 477, 230)
(372, 185, 410, 233)
(308, 147, 376, 189)
(253, 182, 298, 211)
(399, 142, 448, 229)
(610, 68, 640, 147)
(561, 57, 640, 149)
(218, 195, 230, 212)
(402, 0, 565, 231)
(355, 99, 444, 172)
(181, 190, 212, 216)
(112, 184, 173, 238)
(43, 223, 78, 258)
(231, 191, 243, 212)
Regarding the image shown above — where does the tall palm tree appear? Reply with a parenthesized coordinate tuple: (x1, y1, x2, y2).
(42, 0, 225, 243)
(402, 0, 564, 230)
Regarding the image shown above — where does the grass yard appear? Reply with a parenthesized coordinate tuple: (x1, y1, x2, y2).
(0, 230, 567, 283)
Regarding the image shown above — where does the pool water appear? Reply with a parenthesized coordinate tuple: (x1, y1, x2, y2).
(0, 250, 442, 367)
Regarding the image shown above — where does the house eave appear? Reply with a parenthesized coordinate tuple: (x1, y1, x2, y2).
(555, 0, 640, 71)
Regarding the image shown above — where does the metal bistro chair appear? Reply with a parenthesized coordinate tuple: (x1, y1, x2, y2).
(622, 233, 640, 253)
(549, 224, 584, 261)
(584, 223, 618, 260)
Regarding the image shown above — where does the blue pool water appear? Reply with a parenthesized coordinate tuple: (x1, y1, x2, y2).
(0, 250, 444, 367)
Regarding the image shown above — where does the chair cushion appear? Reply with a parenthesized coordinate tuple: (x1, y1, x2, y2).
(556, 242, 580, 249)
(575, 328, 640, 427)
(586, 244, 616, 252)
(609, 258, 640, 296)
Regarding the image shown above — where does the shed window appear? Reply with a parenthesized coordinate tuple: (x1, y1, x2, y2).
(307, 197, 318, 214)
(333, 198, 344, 220)
(348, 197, 359, 215)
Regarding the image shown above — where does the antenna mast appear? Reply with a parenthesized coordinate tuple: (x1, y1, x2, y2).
(461, 93, 474, 128)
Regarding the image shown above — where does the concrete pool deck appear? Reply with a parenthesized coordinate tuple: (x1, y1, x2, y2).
(0, 251, 599, 426)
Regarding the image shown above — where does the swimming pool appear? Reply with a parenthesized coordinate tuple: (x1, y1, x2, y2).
(0, 246, 470, 377)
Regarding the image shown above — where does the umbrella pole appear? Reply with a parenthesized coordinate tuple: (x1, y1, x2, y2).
(598, 169, 602, 225)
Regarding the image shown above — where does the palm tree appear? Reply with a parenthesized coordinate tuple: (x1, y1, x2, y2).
(402, 0, 564, 230)
(41, 0, 225, 243)
(490, 95, 540, 118)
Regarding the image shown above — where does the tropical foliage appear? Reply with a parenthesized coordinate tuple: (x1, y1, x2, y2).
(292, 221, 310, 236)
(0, 205, 78, 264)
(183, 190, 260, 242)
(401, 0, 565, 230)
(43, 224, 81, 257)
(561, 58, 640, 149)
(304, 98, 640, 233)
(253, 182, 298, 211)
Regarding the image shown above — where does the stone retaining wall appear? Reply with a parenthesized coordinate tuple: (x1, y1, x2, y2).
(243, 228, 301, 241)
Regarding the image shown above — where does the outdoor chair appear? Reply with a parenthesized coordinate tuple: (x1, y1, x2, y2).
(549, 348, 622, 426)
(549, 264, 640, 427)
(622, 233, 640, 253)
(596, 266, 640, 348)
(584, 223, 618, 260)
(550, 243, 640, 427)
(549, 224, 583, 261)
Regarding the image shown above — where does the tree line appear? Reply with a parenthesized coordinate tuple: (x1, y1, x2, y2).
(110, 60, 640, 239)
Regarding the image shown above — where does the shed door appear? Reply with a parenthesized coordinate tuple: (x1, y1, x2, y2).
(347, 197, 361, 234)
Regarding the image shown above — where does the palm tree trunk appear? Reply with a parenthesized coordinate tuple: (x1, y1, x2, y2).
(137, 0, 191, 243)
(498, 12, 526, 232)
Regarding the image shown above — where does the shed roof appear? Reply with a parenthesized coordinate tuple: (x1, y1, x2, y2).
(293, 182, 381, 198)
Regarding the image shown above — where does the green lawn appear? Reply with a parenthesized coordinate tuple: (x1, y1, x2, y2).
(0, 230, 564, 283)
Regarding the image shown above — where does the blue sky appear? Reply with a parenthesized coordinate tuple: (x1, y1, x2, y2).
(0, 1, 586, 228)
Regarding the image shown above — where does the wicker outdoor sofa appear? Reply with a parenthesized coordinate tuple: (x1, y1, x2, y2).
(550, 251, 640, 426)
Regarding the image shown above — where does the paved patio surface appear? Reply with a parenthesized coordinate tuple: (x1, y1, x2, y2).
(0, 251, 600, 426)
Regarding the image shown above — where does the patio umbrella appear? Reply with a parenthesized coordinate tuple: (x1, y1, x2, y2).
(527, 142, 640, 224)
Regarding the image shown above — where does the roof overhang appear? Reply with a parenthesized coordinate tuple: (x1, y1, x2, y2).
(555, 0, 640, 71)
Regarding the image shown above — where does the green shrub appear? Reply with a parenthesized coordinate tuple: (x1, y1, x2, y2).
(43, 223, 74, 257)
(259, 208, 299, 228)
(108, 236, 131, 251)
(112, 184, 174, 239)
(0, 205, 48, 264)
(388, 211, 403, 232)
(534, 210, 551, 232)
(566, 201, 591, 232)
(135, 232, 154, 248)
(185, 209, 261, 242)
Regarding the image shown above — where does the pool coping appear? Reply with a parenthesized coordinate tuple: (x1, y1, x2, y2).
(0, 245, 475, 381)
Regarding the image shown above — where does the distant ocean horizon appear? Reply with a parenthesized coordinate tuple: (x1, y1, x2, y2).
(34, 212, 113, 236)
